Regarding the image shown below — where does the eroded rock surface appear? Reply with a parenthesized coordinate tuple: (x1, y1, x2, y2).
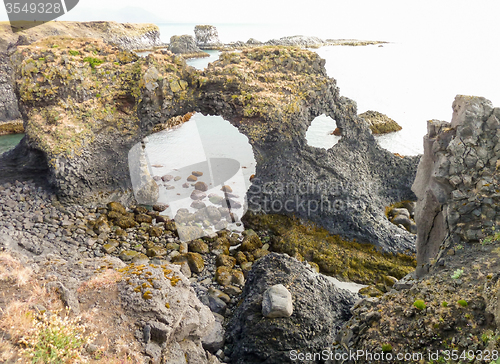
(119, 263, 220, 363)
(0, 21, 162, 126)
(169, 34, 208, 58)
(225, 253, 359, 364)
(412, 95, 500, 276)
(4, 39, 419, 252)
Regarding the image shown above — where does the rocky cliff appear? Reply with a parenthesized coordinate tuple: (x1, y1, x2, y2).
(0, 21, 163, 127)
(412, 95, 500, 276)
(3, 38, 419, 253)
(335, 97, 500, 358)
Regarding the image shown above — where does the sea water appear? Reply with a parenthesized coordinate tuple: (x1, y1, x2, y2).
(138, 21, 500, 228)
(155, 22, 500, 156)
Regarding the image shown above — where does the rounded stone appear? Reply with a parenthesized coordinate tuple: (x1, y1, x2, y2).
(216, 254, 237, 268)
(194, 181, 208, 191)
(190, 190, 207, 201)
(191, 200, 206, 209)
(189, 239, 210, 254)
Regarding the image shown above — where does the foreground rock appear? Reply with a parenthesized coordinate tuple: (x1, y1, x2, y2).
(119, 263, 220, 363)
(225, 253, 359, 364)
(3, 39, 419, 252)
(338, 242, 500, 362)
(412, 95, 500, 276)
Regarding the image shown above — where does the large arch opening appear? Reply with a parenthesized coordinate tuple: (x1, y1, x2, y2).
(305, 114, 340, 149)
(128, 112, 256, 240)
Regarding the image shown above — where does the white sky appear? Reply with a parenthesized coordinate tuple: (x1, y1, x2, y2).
(1, 0, 499, 43)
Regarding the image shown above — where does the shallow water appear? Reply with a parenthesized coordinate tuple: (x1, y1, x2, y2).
(186, 50, 220, 70)
(0, 134, 24, 155)
(141, 114, 256, 231)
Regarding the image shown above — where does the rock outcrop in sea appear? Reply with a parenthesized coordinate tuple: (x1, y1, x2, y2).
(0, 38, 419, 252)
(359, 110, 402, 134)
(194, 25, 222, 49)
(169, 34, 209, 58)
(226, 35, 387, 50)
(412, 95, 500, 276)
(332, 110, 402, 136)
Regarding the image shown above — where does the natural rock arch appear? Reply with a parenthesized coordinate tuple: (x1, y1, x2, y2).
(4, 37, 420, 252)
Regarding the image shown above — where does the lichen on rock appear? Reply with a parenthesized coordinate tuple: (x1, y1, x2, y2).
(194, 25, 222, 49)
(169, 34, 209, 59)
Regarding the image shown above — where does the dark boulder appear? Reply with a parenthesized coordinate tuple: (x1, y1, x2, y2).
(225, 253, 360, 364)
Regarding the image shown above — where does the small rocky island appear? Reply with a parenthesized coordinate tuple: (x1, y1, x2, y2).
(0, 20, 499, 364)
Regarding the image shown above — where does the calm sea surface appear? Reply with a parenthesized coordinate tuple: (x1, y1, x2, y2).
(156, 22, 500, 155)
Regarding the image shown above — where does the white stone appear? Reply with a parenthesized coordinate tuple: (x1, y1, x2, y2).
(262, 284, 293, 318)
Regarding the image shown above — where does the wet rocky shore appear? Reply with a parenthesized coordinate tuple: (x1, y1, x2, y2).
(0, 177, 415, 362)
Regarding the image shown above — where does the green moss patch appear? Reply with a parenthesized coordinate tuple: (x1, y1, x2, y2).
(242, 213, 416, 285)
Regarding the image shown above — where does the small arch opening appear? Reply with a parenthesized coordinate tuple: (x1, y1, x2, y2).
(128, 113, 256, 240)
(305, 114, 340, 149)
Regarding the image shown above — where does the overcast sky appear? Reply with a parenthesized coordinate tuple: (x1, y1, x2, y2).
(1, 0, 499, 42)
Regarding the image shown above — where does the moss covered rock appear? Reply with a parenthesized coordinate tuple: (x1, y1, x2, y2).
(189, 239, 210, 254)
(216, 254, 237, 268)
(146, 246, 167, 257)
(359, 110, 402, 134)
(240, 232, 262, 251)
(243, 213, 416, 285)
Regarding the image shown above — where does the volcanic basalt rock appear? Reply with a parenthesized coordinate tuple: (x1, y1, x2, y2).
(0, 21, 163, 127)
(225, 253, 359, 364)
(412, 95, 500, 277)
(169, 34, 208, 58)
(4, 39, 419, 252)
(359, 110, 402, 134)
